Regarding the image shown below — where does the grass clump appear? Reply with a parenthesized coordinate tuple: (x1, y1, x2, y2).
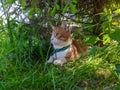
(0, 33, 120, 90)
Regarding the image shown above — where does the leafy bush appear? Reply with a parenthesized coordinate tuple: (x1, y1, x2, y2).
(0, 0, 120, 89)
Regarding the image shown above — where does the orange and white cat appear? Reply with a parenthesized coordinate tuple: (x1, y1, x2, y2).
(47, 21, 90, 65)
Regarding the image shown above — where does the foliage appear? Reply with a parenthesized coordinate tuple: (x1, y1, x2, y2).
(0, 42, 120, 89)
(0, 0, 120, 89)
(115, 64, 120, 74)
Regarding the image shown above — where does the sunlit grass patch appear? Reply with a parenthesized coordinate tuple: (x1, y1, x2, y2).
(0, 33, 120, 89)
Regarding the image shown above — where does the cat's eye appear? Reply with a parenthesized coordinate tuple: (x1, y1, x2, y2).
(54, 33, 59, 37)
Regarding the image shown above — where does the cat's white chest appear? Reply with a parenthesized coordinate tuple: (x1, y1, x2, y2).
(53, 48, 70, 59)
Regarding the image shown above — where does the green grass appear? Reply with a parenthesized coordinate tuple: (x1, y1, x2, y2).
(0, 35, 120, 90)
(0, 1, 120, 89)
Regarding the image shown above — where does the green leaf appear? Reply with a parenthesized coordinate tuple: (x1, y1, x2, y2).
(50, 7, 56, 16)
(115, 9, 120, 13)
(88, 46, 96, 55)
(28, 8, 35, 18)
(62, 4, 68, 14)
(70, 4, 77, 14)
(109, 29, 120, 42)
(115, 64, 120, 74)
(20, 0, 26, 7)
(50, 4, 59, 16)
(3, 0, 15, 5)
(72, 0, 77, 3)
(109, 15, 112, 22)
(103, 34, 111, 44)
(56, 4, 60, 10)
(35, 8, 42, 14)
(86, 36, 98, 44)
(7, 0, 15, 4)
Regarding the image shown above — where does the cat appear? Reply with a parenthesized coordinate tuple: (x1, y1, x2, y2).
(46, 21, 90, 65)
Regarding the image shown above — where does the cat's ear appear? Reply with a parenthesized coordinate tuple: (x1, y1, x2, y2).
(61, 21, 70, 31)
(61, 21, 67, 28)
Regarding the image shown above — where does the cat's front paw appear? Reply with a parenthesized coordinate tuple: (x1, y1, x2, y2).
(46, 59, 53, 64)
(53, 60, 64, 65)
(46, 56, 54, 64)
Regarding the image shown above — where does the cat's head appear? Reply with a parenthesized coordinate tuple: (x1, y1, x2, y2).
(51, 21, 72, 48)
